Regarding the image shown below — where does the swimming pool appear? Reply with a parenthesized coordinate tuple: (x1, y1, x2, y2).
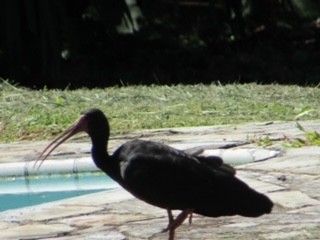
(0, 173, 119, 212)
(0, 158, 119, 212)
(0, 147, 280, 212)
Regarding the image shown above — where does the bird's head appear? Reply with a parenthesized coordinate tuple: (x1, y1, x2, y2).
(35, 108, 110, 168)
(82, 108, 110, 142)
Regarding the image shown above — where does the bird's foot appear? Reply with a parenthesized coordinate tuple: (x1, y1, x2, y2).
(163, 209, 194, 239)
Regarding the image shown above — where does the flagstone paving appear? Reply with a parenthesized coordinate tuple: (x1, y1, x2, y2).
(0, 120, 319, 239)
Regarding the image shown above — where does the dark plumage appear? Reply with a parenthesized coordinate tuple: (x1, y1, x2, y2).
(37, 109, 273, 240)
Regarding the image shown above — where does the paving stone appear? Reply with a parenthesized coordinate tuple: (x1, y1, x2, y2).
(268, 191, 320, 209)
(1, 120, 320, 239)
(2, 204, 104, 222)
(241, 147, 320, 175)
(0, 223, 74, 240)
(85, 231, 127, 240)
(61, 213, 152, 227)
(263, 230, 313, 240)
(0, 221, 17, 230)
(236, 172, 286, 193)
(62, 189, 132, 206)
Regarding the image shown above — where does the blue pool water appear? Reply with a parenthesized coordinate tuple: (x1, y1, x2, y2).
(0, 190, 102, 212)
(0, 172, 118, 212)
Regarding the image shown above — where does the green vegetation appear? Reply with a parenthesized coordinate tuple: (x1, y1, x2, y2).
(1, 80, 320, 142)
(283, 121, 320, 147)
(256, 136, 274, 147)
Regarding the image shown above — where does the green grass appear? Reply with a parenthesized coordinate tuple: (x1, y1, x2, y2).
(1, 79, 320, 142)
(282, 121, 320, 147)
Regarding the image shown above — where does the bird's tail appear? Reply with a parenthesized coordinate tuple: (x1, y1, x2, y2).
(236, 189, 273, 217)
(194, 177, 273, 218)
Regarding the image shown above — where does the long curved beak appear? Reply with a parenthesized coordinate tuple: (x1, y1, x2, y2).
(34, 115, 88, 169)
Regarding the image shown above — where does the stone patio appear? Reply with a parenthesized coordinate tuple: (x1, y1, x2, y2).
(0, 120, 319, 239)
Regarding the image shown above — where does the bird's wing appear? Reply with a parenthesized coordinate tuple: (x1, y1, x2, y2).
(193, 155, 236, 175)
(115, 140, 273, 217)
(115, 140, 233, 210)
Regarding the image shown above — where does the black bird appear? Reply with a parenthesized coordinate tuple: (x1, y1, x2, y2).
(36, 109, 273, 240)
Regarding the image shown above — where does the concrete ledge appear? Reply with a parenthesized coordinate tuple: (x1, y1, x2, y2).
(0, 157, 98, 177)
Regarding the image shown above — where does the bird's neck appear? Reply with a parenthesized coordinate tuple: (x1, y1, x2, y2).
(90, 134, 123, 184)
(91, 140, 109, 169)
(91, 140, 122, 181)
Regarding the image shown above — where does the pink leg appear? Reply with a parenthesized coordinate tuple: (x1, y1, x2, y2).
(165, 209, 194, 240)
(188, 212, 193, 224)
(167, 209, 174, 225)
(163, 209, 174, 231)
(166, 209, 193, 227)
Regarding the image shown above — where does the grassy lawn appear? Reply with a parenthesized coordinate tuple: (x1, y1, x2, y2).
(0, 79, 319, 142)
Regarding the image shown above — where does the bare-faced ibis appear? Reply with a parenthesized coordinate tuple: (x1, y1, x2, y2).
(36, 109, 273, 240)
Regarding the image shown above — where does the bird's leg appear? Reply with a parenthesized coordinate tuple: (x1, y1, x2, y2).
(168, 209, 193, 230)
(166, 209, 194, 240)
(165, 209, 193, 230)
(167, 209, 174, 227)
(188, 212, 193, 224)
(163, 209, 174, 232)
(164, 208, 191, 232)
(169, 228, 175, 240)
